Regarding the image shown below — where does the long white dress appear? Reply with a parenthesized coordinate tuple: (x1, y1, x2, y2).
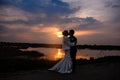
(48, 36, 72, 74)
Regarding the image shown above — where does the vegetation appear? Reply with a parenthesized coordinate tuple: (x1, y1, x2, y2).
(76, 56, 120, 65)
(0, 42, 120, 73)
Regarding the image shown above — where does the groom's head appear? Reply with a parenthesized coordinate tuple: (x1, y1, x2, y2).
(69, 29, 75, 36)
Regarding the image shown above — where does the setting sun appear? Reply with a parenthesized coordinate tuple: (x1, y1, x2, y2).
(56, 32, 63, 38)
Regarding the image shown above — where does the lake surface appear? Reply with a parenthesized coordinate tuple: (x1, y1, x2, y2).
(22, 47, 120, 61)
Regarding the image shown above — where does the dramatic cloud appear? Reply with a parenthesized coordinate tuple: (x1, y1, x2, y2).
(63, 0, 120, 22)
(0, 0, 120, 45)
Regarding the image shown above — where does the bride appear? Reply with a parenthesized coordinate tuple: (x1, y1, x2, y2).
(48, 30, 73, 74)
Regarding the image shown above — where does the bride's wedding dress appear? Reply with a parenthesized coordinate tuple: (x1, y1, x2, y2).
(48, 50, 72, 73)
(48, 36, 73, 74)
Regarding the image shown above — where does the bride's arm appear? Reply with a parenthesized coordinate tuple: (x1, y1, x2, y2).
(66, 38, 75, 46)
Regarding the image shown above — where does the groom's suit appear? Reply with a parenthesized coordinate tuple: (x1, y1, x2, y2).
(69, 36, 77, 72)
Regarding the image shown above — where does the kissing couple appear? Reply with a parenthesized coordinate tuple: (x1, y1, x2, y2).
(49, 29, 77, 74)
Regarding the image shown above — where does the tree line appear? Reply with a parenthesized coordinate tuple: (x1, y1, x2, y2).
(0, 42, 120, 50)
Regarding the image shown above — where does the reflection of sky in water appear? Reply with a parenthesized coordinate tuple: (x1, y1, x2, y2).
(22, 47, 120, 60)
(78, 49, 120, 59)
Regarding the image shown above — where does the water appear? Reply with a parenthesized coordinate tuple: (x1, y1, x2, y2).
(21, 47, 120, 60)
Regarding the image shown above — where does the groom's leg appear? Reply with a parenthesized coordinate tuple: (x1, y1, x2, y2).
(72, 50, 77, 73)
(72, 56, 76, 72)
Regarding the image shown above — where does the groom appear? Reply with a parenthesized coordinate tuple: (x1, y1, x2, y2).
(69, 29, 77, 73)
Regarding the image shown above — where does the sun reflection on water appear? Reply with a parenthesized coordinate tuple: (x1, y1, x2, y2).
(54, 49, 90, 60)
(21, 47, 90, 61)
(54, 49, 64, 60)
(21, 47, 120, 61)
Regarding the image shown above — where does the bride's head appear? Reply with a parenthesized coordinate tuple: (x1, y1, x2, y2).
(62, 30, 68, 36)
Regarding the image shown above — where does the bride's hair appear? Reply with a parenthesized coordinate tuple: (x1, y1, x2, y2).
(62, 30, 68, 36)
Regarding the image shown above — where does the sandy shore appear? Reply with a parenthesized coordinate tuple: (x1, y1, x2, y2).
(0, 62, 120, 80)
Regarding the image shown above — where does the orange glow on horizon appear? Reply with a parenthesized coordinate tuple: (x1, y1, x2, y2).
(31, 25, 63, 38)
(75, 30, 100, 36)
(76, 54, 90, 60)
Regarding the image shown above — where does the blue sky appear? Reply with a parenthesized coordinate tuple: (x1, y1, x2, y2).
(0, 0, 120, 45)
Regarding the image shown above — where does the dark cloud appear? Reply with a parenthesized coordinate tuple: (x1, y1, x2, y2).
(0, 0, 80, 25)
(104, 0, 120, 9)
(0, 0, 78, 14)
(104, 0, 120, 22)
(60, 17, 100, 30)
(112, 5, 120, 8)
(105, 0, 120, 8)
(0, 20, 39, 26)
(62, 17, 99, 23)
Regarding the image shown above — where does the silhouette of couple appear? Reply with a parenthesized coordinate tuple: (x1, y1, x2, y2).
(49, 29, 77, 74)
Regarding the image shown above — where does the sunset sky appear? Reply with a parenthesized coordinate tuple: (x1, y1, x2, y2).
(0, 0, 120, 45)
